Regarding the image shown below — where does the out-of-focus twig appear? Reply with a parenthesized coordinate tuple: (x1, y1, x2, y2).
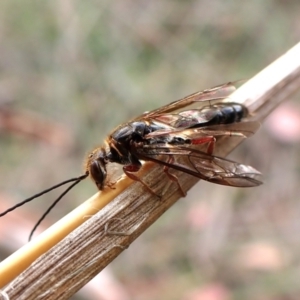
(1, 42, 300, 299)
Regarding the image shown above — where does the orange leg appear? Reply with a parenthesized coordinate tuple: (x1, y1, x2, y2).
(163, 136, 217, 196)
(163, 156, 186, 197)
(190, 136, 216, 155)
(123, 165, 160, 198)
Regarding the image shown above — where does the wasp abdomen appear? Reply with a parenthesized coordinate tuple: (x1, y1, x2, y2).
(177, 103, 248, 129)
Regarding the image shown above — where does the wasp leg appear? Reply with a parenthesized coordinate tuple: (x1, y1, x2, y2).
(189, 136, 216, 155)
(123, 165, 161, 198)
(163, 155, 186, 197)
(163, 136, 217, 196)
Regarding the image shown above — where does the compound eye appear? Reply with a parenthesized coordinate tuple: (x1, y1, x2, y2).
(89, 160, 107, 190)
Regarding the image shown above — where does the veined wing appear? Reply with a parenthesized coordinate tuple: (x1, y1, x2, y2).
(144, 121, 260, 140)
(133, 82, 237, 122)
(136, 145, 262, 187)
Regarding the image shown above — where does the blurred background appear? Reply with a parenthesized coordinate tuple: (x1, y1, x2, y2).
(0, 1, 300, 299)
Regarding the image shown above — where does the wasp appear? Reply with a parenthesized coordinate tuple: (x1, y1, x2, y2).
(0, 82, 262, 239)
(86, 82, 261, 194)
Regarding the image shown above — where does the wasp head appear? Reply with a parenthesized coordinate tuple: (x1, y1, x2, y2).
(85, 147, 108, 190)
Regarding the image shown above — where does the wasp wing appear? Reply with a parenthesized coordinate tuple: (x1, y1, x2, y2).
(136, 145, 262, 187)
(133, 82, 237, 122)
(144, 121, 260, 140)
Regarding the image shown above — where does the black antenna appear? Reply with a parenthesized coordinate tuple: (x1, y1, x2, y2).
(0, 172, 89, 240)
(28, 173, 88, 241)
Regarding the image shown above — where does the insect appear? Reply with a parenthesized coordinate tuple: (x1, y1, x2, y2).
(86, 82, 261, 193)
(0, 82, 262, 240)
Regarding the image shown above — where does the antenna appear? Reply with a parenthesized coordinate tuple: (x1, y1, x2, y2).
(0, 172, 89, 241)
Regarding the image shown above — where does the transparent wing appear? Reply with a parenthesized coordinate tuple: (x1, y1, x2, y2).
(132, 82, 237, 122)
(145, 121, 260, 140)
(136, 145, 262, 187)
